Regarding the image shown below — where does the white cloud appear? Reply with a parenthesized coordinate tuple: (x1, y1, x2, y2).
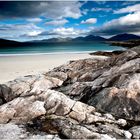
(121, 1, 137, 6)
(26, 18, 42, 23)
(27, 31, 42, 37)
(39, 27, 89, 38)
(45, 19, 68, 26)
(41, 1, 82, 19)
(92, 8, 112, 12)
(106, 11, 140, 26)
(81, 18, 97, 24)
(114, 4, 140, 14)
(0, 23, 44, 41)
(104, 4, 140, 34)
(90, 11, 140, 36)
(51, 27, 87, 36)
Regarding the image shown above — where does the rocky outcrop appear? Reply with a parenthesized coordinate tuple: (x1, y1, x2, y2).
(108, 40, 140, 48)
(48, 46, 140, 121)
(0, 46, 140, 139)
(129, 126, 140, 139)
(0, 123, 60, 140)
(0, 86, 129, 139)
(89, 50, 124, 57)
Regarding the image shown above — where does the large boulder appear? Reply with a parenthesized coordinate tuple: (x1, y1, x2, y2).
(49, 47, 140, 121)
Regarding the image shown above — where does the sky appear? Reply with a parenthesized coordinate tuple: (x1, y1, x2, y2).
(0, 1, 140, 41)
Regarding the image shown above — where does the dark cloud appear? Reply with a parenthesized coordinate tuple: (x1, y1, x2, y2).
(0, 1, 46, 19)
(0, 1, 82, 19)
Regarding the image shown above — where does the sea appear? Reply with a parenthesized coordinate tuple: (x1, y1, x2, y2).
(0, 42, 124, 56)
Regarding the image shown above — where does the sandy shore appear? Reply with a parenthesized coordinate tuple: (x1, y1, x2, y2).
(0, 53, 106, 83)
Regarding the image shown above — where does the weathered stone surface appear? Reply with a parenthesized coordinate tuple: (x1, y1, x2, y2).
(0, 46, 140, 139)
(0, 123, 60, 140)
(50, 46, 140, 121)
(0, 74, 64, 105)
(0, 87, 129, 139)
(40, 115, 129, 139)
(0, 84, 12, 105)
(89, 50, 124, 57)
(129, 126, 140, 139)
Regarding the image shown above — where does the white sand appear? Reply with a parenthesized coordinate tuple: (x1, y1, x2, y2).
(0, 53, 106, 83)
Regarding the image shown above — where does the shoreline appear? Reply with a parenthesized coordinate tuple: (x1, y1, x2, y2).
(0, 53, 107, 83)
(0, 49, 123, 57)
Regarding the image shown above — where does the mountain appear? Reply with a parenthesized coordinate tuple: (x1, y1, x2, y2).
(73, 35, 106, 42)
(72, 36, 85, 41)
(41, 37, 72, 43)
(1, 34, 140, 47)
(28, 35, 106, 43)
(109, 33, 140, 41)
(0, 39, 24, 48)
(83, 35, 106, 41)
(0, 39, 20, 45)
(33, 35, 106, 43)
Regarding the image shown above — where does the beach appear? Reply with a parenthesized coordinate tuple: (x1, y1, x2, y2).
(0, 53, 107, 83)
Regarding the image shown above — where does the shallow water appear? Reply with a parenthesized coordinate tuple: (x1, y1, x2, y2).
(0, 42, 124, 56)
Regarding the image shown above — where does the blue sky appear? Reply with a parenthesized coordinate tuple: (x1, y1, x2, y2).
(0, 1, 140, 41)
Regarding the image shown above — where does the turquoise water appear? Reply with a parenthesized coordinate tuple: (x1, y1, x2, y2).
(0, 42, 124, 56)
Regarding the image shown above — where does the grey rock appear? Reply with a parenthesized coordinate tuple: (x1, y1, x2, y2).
(129, 126, 140, 139)
(0, 47, 140, 139)
(0, 123, 61, 140)
(50, 47, 140, 121)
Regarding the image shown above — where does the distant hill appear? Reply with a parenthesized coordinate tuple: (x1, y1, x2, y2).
(0, 39, 20, 45)
(0, 39, 23, 48)
(1, 33, 140, 48)
(33, 35, 106, 43)
(72, 35, 106, 42)
(41, 37, 72, 43)
(108, 33, 140, 41)
(0, 39, 39, 48)
(108, 39, 140, 48)
(29, 35, 106, 43)
(83, 35, 106, 41)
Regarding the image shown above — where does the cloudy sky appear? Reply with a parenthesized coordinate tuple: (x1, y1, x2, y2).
(0, 1, 140, 41)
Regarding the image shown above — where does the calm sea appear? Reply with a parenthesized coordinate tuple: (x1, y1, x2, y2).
(0, 42, 124, 56)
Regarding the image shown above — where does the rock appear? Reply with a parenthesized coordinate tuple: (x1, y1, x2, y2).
(0, 74, 64, 105)
(0, 86, 129, 139)
(0, 123, 61, 140)
(53, 118, 102, 139)
(30, 76, 63, 94)
(117, 119, 127, 127)
(124, 131, 132, 139)
(100, 134, 116, 140)
(108, 40, 140, 48)
(104, 113, 115, 120)
(0, 123, 27, 140)
(44, 89, 76, 116)
(89, 50, 124, 57)
(40, 114, 130, 139)
(0, 97, 46, 123)
(0, 84, 12, 105)
(50, 46, 140, 121)
(45, 71, 68, 82)
(69, 101, 95, 123)
(0, 47, 140, 139)
(129, 126, 140, 139)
